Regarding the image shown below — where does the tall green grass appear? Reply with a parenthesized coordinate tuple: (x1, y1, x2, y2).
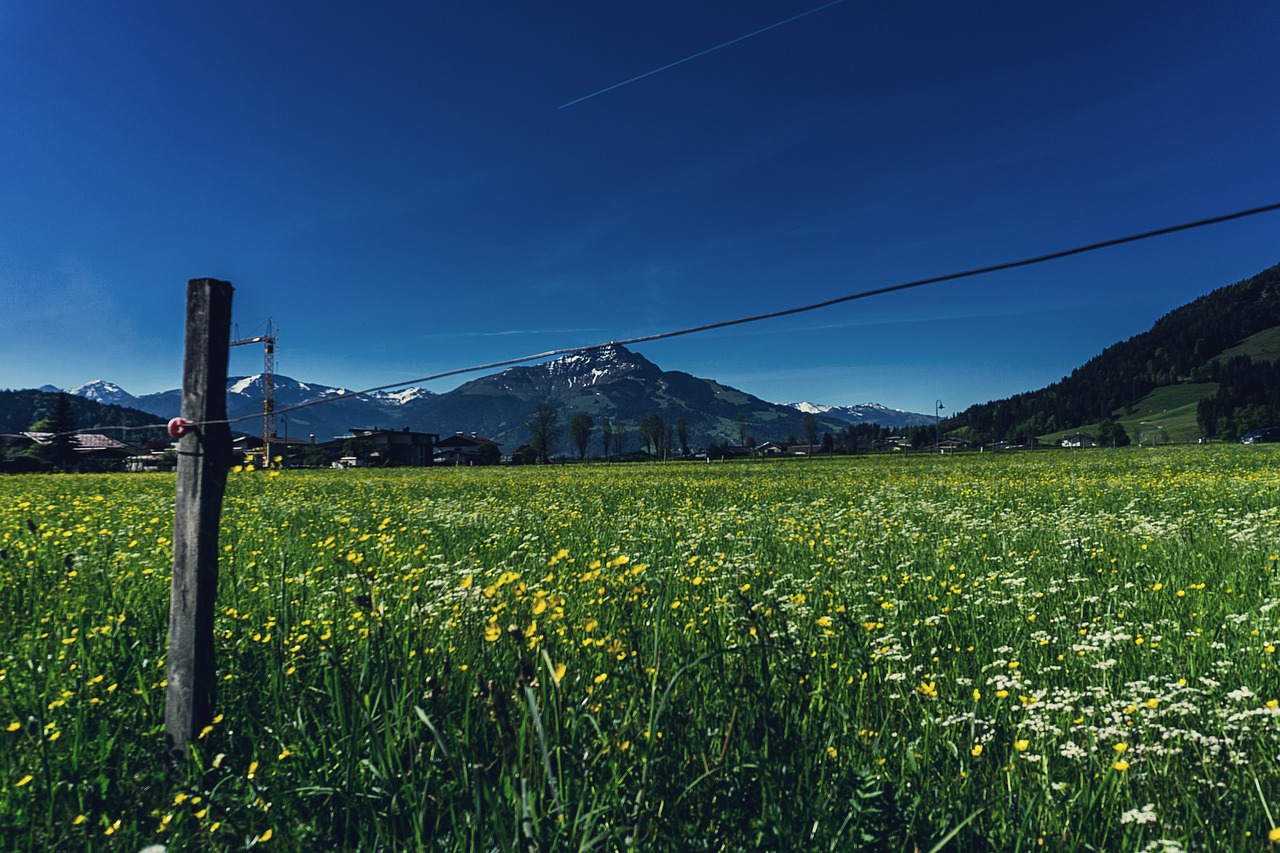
(1, 447, 1278, 849)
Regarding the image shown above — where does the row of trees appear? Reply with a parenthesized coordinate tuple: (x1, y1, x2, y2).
(518, 404, 958, 463)
(1196, 355, 1280, 439)
(521, 405, 694, 464)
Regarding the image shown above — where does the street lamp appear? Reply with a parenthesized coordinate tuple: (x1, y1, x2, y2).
(935, 400, 944, 454)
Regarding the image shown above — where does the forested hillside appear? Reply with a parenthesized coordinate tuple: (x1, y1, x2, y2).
(951, 263, 1280, 443)
(0, 389, 166, 441)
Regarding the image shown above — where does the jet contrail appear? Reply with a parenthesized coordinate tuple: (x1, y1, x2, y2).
(558, 0, 848, 109)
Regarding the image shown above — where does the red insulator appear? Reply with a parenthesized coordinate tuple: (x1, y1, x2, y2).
(167, 417, 193, 439)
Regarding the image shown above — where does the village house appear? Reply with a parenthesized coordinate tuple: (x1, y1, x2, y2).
(331, 427, 439, 467)
(435, 432, 500, 466)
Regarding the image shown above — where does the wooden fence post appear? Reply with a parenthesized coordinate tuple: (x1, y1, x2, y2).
(164, 278, 234, 761)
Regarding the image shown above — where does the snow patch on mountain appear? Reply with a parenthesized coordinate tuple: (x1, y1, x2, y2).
(229, 375, 261, 395)
(368, 387, 434, 404)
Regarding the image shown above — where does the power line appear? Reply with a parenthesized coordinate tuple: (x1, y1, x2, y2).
(54, 199, 1280, 436)
(233, 200, 1280, 427)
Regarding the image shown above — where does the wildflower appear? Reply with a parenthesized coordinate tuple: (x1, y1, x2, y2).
(15, 774, 33, 787)
(970, 744, 983, 757)
(1112, 759, 1130, 772)
(815, 615, 833, 628)
(256, 828, 273, 842)
(1014, 739, 1030, 752)
(247, 760, 259, 779)
(1113, 742, 1128, 754)
(593, 672, 608, 685)
(552, 662, 567, 684)
(1269, 827, 1280, 843)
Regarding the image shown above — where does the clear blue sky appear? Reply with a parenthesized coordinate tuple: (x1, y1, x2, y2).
(3, 2, 1278, 416)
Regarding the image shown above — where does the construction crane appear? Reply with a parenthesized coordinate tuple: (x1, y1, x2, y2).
(230, 317, 277, 467)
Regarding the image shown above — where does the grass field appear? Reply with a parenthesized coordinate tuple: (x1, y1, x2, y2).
(2, 448, 1279, 850)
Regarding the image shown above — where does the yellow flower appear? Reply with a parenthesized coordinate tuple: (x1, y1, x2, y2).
(1112, 760, 1129, 772)
(247, 760, 259, 779)
(15, 774, 33, 787)
(970, 744, 983, 757)
(552, 662, 567, 684)
(593, 672, 608, 685)
(1269, 827, 1280, 842)
(5, 722, 19, 732)
(72, 814, 86, 825)
(1014, 739, 1030, 752)
(1112, 742, 1128, 753)
(972, 688, 981, 701)
(815, 616, 833, 628)
(257, 828, 273, 842)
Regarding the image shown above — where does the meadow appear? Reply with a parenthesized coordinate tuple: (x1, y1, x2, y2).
(1, 447, 1279, 850)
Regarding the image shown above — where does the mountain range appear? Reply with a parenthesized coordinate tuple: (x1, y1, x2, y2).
(53, 346, 933, 452)
(23, 260, 1280, 454)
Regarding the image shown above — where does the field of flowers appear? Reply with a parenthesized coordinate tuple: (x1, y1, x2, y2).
(1, 447, 1279, 850)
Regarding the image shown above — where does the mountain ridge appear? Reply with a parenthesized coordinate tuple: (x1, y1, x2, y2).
(44, 345, 929, 451)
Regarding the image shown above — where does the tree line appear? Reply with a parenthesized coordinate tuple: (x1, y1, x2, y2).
(512, 403, 942, 463)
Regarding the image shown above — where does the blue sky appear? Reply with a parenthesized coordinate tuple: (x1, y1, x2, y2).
(2, 2, 1278, 416)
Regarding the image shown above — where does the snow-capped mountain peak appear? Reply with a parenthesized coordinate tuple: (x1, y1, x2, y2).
(784, 401, 932, 428)
(67, 380, 138, 407)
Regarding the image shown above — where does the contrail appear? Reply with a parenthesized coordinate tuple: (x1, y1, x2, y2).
(558, 0, 848, 109)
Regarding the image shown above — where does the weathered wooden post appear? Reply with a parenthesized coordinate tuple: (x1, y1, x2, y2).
(164, 278, 234, 761)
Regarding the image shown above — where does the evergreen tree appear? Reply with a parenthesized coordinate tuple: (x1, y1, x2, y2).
(36, 393, 78, 471)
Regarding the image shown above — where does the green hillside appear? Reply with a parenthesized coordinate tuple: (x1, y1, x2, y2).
(955, 262, 1280, 444)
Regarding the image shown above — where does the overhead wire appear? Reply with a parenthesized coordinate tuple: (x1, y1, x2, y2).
(43, 199, 1280, 436)
(230, 200, 1280, 427)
